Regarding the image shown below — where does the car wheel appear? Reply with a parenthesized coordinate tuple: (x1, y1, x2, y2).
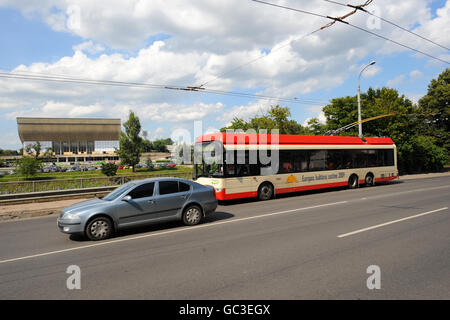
(182, 205, 202, 226)
(348, 174, 359, 189)
(258, 182, 273, 201)
(365, 173, 375, 187)
(85, 216, 113, 241)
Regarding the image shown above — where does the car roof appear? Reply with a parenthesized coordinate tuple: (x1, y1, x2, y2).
(132, 177, 193, 185)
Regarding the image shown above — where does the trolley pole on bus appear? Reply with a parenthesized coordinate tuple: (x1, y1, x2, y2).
(357, 61, 376, 138)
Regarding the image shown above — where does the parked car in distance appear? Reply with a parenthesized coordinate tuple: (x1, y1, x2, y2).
(57, 177, 218, 240)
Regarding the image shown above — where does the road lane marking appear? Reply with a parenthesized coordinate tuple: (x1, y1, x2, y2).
(337, 207, 448, 238)
(0, 201, 348, 265)
(355, 185, 450, 201)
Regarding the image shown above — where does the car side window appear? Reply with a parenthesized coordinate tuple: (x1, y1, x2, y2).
(158, 181, 179, 195)
(127, 182, 154, 199)
(179, 182, 191, 192)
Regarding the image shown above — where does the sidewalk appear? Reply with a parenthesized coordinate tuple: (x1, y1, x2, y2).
(398, 171, 450, 180)
(1, 171, 449, 221)
(0, 198, 90, 221)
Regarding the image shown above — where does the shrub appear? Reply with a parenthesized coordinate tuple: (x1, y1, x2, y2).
(398, 136, 448, 174)
(16, 157, 42, 178)
(101, 163, 118, 176)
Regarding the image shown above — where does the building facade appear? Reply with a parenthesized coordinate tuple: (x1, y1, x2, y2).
(17, 117, 121, 163)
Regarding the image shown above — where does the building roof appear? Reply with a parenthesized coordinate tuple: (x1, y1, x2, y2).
(16, 117, 121, 142)
(196, 132, 395, 145)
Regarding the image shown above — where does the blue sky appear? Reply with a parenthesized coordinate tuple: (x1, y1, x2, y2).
(0, 0, 448, 150)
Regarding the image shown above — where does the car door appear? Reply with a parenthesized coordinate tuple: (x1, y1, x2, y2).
(115, 182, 157, 226)
(155, 180, 192, 217)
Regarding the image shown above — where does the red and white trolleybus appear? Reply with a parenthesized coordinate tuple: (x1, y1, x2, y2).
(194, 133, 398, 201)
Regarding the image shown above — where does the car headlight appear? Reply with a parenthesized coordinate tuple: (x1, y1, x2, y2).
(63, 212, 78, 220)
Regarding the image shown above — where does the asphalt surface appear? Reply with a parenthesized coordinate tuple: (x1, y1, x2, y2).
(0, 176, 448, 299)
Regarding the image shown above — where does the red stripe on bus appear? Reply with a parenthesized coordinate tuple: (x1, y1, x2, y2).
(215, 176, 398, 200)
(375, 176, 397, 182)
(275, 181, 348, 195)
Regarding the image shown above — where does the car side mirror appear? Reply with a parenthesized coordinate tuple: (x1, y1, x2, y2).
(122, 195, 132, 201)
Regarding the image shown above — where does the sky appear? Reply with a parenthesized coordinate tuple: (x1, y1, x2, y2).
(0, 0, 449, 150)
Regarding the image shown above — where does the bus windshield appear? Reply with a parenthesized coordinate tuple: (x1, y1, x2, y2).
(194, 141, 224, 178)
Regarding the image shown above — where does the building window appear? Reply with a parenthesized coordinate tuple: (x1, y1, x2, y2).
(79, 141, 87, 153)
(95, 140, 119, 153)
(52, 142, 61, 155)
(62, 142, 70, 153)
(70, 141, 78, 154)
(87, 141, 94, 154)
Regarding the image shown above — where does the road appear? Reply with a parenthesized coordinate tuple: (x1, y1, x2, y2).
(0, 176, 448, 299)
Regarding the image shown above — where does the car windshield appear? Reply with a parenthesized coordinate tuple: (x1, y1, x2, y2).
(103, 183, 136, 201)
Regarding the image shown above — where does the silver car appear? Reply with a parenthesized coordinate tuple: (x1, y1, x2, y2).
(57, 177, 218, 240)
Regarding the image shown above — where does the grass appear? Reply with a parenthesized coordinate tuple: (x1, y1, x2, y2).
(0, 166, 193, 182)
(0, 166, 194, 194)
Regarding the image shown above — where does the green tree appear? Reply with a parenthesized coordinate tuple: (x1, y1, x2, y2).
(322, 87, 416, 141)
(16, 157, 42, 178)
(305, 118, 327, 135)
(145, 157, 154, 170)
(116, 111, 143, 172)
(152, 139, 169, 152)
(320, 85, 447, 173)
(417, 68, 449, 152)
(398, 136, 448, 173)
(101, 162, 118, 176)
(221, 105, 309, 134)
(25, 142, 42, 159)
(0, 149, 20, 156)
(142, 139, 154, 152)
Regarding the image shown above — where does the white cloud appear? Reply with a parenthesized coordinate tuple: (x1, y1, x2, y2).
(386, 75, 406, 88)
(409, 69, 424, 80)
(5, 101, 105, 119)
(73, 40, 105, 54)
(406, 93, 424, 104)
(303, 111, 326, 127)
(220, 100, 273, 123)
(361, 65, 382, 78)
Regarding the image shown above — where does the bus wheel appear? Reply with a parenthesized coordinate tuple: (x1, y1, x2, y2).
(258, 183, 274, 201)
(365, 173, 375, 187)
(348, 175, 358, 189)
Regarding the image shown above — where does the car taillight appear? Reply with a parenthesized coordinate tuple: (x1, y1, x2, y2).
(212, 187, 216, 197)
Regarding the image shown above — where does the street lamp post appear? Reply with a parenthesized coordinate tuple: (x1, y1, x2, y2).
(357, 61, 376, 138)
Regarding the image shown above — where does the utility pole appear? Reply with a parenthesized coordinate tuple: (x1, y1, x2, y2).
(357, 61, 376, 137)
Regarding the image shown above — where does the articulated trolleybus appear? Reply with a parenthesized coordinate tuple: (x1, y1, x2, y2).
(194, 133, 398, 201)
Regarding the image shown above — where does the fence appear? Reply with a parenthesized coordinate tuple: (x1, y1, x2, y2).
(0, 172, 193, 195)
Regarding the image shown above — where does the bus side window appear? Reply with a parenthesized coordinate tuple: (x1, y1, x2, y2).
(343, 150, 354, 169)
(293, 150, 308, 172)
(367, 150, 377, 167)
(280, 150, 293, 173)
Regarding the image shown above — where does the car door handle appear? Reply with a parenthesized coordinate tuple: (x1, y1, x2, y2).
(180, 195, 187, 199)
(148, 200, 155, 204)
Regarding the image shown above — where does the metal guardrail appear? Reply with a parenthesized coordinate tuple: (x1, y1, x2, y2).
(0, 171, 193, 196)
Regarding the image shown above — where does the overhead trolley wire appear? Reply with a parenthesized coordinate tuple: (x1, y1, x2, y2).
(0, 71, 326, 106)
(251, 0, 450, 65)
(323, 0, 450, 51)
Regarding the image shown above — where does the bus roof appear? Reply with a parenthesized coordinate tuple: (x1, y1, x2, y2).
(196, 133, 394, 145)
